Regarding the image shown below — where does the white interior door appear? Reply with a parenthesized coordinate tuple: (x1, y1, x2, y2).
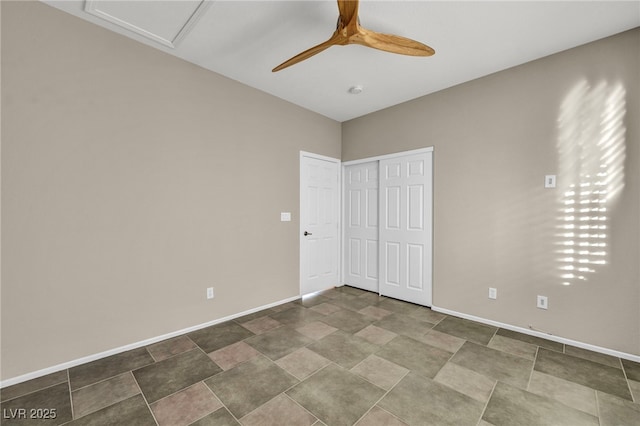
(379, 151, 433, 306)
(343, 162, 379, 292)
(300, 153, 340, 295)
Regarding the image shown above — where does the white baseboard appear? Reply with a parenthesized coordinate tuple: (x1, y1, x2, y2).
(0, 295, 301, 389)
(431, 305, 640, 363)
(5, 298, 637, 389)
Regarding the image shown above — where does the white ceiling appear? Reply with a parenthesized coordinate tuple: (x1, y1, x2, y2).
(44, 1, 640, 122)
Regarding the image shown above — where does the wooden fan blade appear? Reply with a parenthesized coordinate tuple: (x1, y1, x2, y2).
(337, 0, 360, 29)
(355, 27, 435, 56)
(272, 32, 346, 72)
(272, 0, 434, 72)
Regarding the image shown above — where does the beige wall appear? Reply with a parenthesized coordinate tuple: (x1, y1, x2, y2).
(343, 28, 639, 356)
(1, 1, 341, 380)
(2, 1, 638, 382)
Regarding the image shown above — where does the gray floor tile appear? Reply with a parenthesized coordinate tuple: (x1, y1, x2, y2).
(629, 379, 640, 403)
(355, 406, 408, 426)
(296, 321, 338, 340)
(307, 330, 379, 369)
(68, 347, 154, 390)
(451, 341, 533, 389)
(190, 407, 240, 426)
(351, 355, 409, 390)
(205, 356, 298, 418)
(310, 302, 343, 316)
(275, 348, 331, 380)
(483, 382, 598, 426)
(67, 394, 155, 426)
(287, 363, 385, 426)
(408, 308, 446, 324)
(375, 335, 452, 379)
(356, 292, 386, 305)
(488, 335, 537, 360)
(269, 306, 326, 327)
(534, 348, 632, 400)
(496, 328, 563, 352)
(373, 314, 434, 340)
(245, 326, 314, 360)
(0, 370, 67, 403)
(378, 372, 484, 426)
(319, 309, 377, 334)
(330, 294, 375, 312)
(239, 316, 282, 335)
(433, 317, 497, 345)
(240, 394, 317, 426)
(133, 348, 221, 403)
(10, 303, 635, 426)
(598, 390, 640, 426)
(622, 358, 640, 381)
(271, 301, 300, 312)
(188, 322, 255, 353)
(232, 308, 276, 323)
(373, 298, 420, 316)
(0, 382, 72, 426)
(318, 288, 343, 299)
(358, 305, 393, 320)
(146, 335, 198, 362)
(527, 371, 597, 416)
(565, 345, 622, 369)
(297, 293, 331, 308)
(339, 286, 370, 297)
(434, 362, 495, 402)
(72, 372, 140, 419)
(354, 325, 397, 346)
(420, 330, 465, 353)
(208, 341, 261, 371)
(150, 382, 222, 426)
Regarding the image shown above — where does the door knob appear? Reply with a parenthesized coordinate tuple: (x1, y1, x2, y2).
(304, 231, 313, 236)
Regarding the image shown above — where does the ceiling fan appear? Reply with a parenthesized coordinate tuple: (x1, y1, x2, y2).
(273, 0, 435, 72)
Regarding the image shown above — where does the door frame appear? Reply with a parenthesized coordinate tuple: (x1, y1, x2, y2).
(299, 151, 342, 296)
(341, 147, 434, 303)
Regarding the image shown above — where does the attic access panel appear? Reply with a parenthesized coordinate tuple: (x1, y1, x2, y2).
(85, 0, 210, 48)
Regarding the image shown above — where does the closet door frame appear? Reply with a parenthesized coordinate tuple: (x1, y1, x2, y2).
(341, 147, 434, 305)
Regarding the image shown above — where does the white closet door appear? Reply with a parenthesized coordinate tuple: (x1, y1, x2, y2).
(379, 152, 432, 306)
(343, 162, 379, 292)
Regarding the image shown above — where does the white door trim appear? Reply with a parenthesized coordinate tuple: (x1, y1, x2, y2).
(300, 151, 341, 163)
(300, 151, 341, 296)
(342, 147, 434, 167)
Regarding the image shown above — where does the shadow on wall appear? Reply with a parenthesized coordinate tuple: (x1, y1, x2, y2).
(556, 80, 626, 286)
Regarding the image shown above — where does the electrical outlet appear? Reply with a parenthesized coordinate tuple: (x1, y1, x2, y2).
(537, 295, 548, 309)
(207, 287, 215, 300)
(489, 287, 497, 300)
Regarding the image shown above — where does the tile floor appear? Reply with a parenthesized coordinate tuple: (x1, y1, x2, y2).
(2, 286, 639, 426)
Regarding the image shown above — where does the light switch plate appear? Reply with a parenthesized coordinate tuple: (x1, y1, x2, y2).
(280, 212, 291, 222)
(489, 287, 497, 300)
(545, 175, 556, 188)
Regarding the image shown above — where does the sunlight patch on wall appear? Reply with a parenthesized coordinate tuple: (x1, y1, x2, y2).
(556, 80, 626, 286)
